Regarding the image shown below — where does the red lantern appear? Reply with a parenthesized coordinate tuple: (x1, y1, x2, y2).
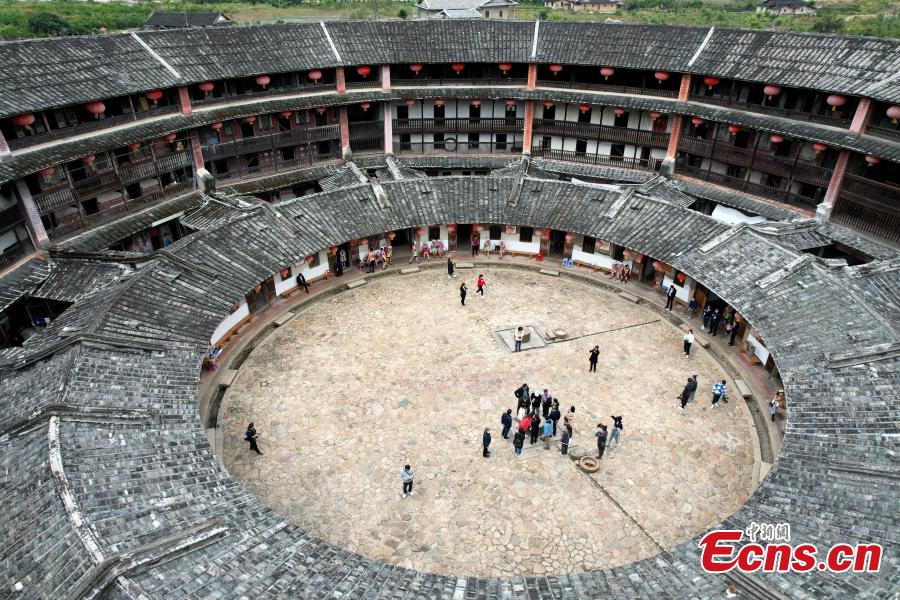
(728, 125, 740, 136)
(281, 111, 294, 118)
(652, 261, 661, 270)
(417, 227, 426, 236)
(387, 231, 397, 240)
(654, 71, 669, 83)
(622, 249, 632, 260)
(564, 232, 574, 243)
(307, 70, 323, 82)
(447, 224, 457, 233)
(812, 142, 827, 155)
(649, 112, 661, 120)
(865, 154, 880, 166)
(548, 64, 563, 76)
(357, 65, 372, 78)
(887, 105, 900, 124)
(128, 142, 141, 151)
(505, 99, 516, 107)
(243, 115, 257, 124)
(579, 104, 590, 113)
(499, 63, 513, 75)
(305, 255, 315, 265)
(145, 89, 163, 105)
(613, 108, 625, 116)
(81, 155, 96, 165)
(434, 98, 444, 107)
(198, 81, 214, 96)
(11, 113, 35, 132)
(600, 67, 614, 80)
(410, 63, 424, 74)
(85, 101, 105, 119)
(451, 63, 465, 74)
(703, 76, 719, 89)
(770, 134, 784, 144)
(329, 246, 338, 254)
(543, 100, 554, 110)
(360, 102, 371, 111)
(676, 272, 687, 282)
(315, 106, 327, 115)
(404, 98, 416, 107)
(691, 117, 704, 126)
(256, 75, 271, 88)
(164, 133, 176, 142)
(39, 166, 55, 182)
(763, 85, 781, 100)
(211, 122, 224, 130)
(470, 99, 481, 107)
(826, 94, 846, 112)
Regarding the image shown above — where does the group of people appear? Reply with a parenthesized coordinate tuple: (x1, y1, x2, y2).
(470, 235, 507, 259)
(408, 240, 445, 264)
(699, 305, 739, 345)
(609, 263, 631, 282)
(362, 246, 392, 272)
(457, 272, 486, 306)
(676, 375, 729, 410)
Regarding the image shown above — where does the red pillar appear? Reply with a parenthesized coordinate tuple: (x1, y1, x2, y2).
(819, 150, 849, 221)
(336, 67, 347, 94)
(15, 180, 49, 248)
(527, 64, 537, 90)
(523, 100, 535, 156)
(665, 116, 683, 160)
(190, 132, 205, 171)
(339, 106, 351, 160)
(849, 98, 872, 136)
(381, 65, 391, 92)
(677, 73, 691, 101)
(178, 86, 192, 116)
(383, 102, 393, 155)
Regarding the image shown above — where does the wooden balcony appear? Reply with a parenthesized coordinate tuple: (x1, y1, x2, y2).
(833, 176, 900, 243)
(533, 119, 670, 148)
(33, 186, 77, 214)
(192, 83, 337, 107)
(349, 121, 384, 141)
(214, 150, 341, 184)
(118, 159, 159, 185)
(840, 174, 900, 210)
(677, 163, 820, 210)
(392, 78, 527, 88)
(864, 124, 900, 142)
(203, 125, 341, 160)
(73, 169, 119, 196)
(687, 94, 851, 128)
(536, 79, 678, 99)
(0, 238, 34, 270)
(531, 146, 659, 171)
(394, 117, 524, 134)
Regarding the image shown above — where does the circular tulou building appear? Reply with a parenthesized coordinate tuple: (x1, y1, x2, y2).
(0, 19, 898, 600)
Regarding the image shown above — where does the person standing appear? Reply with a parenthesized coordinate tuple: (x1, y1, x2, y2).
(339, 248, 348, 270)
(609, 415, 623, 446)
(483, 427, 492, 457)
(564, 406, 576, 438)
(409, 241, 420, 265)
(683, 329, 694, 358)
(549, 403, 561, 436)
(514, 326, 524, 352)
(728, 320, 739, 346)
(296, 272, 309, 294)
(460, 282, 467, 306)
(499, 240, 505, 259)
(386, 245, 393, 267)
(530, 393, 541, 415)
(476, 274, 486, 296)
(515, 382, 530, 407)
(701, 305, 712, 331)
(688, 296, 699, 317)
(769, 399, 778, 422)
(335, 257, 344, 277)
(401, 465, 414, 497)
(560, 428, 570, 455)
(513, 429, 525, 457)
(688, 375, 698, 404)
(541, 417, 553, 446)
(501, 409, 513, 439)
(711, 379, 727, 407)
(245, 423, 263, 455)
(710, 309, 721, 337)
(595, 424, 608, 459)
(588, 346, 600, 373)
(518, 413, 532, 436)
(471, 234, 479, 258)
(678, 378, 693, 410)
(447, 257, 455, 278)
(665, 284, 677, 311)
(529, 413, 541, 445)
(541, 390, 552, 419)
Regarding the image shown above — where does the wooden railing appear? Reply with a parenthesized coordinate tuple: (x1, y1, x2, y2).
(348, 121, 384, 140)
(73, 170, 119, 196)
(536, 79, 678, 98)
(392, 78, 527, 88)
(192, 83, 337, 107)
(687, 94, 851, 128)
(534, 119, 670, 147)
(840, 174, 900, 210)
(0, 239, 34, 270)
(214, 151, 341, 184)
(677, 163, 820, 210)
(832, 196, 900, 244)
(394, 118, 524, 134)
(531, 146, 659, 171)
(202, 125, 341, 160)
(33, 186, 77, 214)
(863, 124, 900, 142)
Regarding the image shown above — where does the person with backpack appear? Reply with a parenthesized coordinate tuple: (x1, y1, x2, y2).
(500, 409, 513, 439)
(400, 465, 414, 498)
(245, 423, 262, 455)
(513, 429, 525, 456)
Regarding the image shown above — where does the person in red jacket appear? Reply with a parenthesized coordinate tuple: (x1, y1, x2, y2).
(476, 274, 486, 296)
(518, 414, 532, 434)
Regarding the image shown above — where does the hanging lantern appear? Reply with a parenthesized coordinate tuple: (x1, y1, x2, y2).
(360, 102, 371, 112)
(417, 227, 426, 236)
(770, 134, 784, 144)
(652, 260, 661, 270)
(543, 100, 554, 110)
(410, 63, 424, 75)
(499, 63, 513, 75)
(763, 85, 781, 100)
(307, 70, 322, 83)
(649, 112, 661, 120)
(198, 81, 214, 96)
(886, 105, 900, 124)
(211, 122, 224, 130)
(470, 99, 481, 107)
(305, 255, 315, 265)
(387, 231, 397, 240)
(812, 142, 827, 155)
(654, 71, 669, 83)
(447, 224, 457, 233)
(579, 104, 590, 113)
(728, 124, 740, 136)
(329, 246, 338, 254)
(451, 63, 465, 74)
(703, 76, 719, 90)
(622, 249, 632, 260)
(613, 107, 625, 116)
(128, 142, 141, 151)
(404, 98, 416, 107)
(505, 99, 517, 107)
(281, 111, 294, 119)
(564, 232, 574, 243)
(85, 101, 106, 119)
(145, 89, 163, 105)
(865, 154, 881, 166)
(826, 94, 846, 112)
(600, 67, 614, 80)
(548, 64, 563, 76)
(81, 155, 96, 165)
(11, 113, 35, 132)
(691, 117, 704, 126)
(39, 166, 55, 183)
(356, 65, 372, 78)
(315, 106, 327, 115)
(164, 133, 177, 142)
(434, 98, 444, 107)
(255, 75, 271, 89)
(243, 115, 257, 124)
(676, 272, 687, 283)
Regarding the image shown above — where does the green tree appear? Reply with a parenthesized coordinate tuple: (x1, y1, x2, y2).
(811, 14, 844, 33)
(398, 7, 408, 18)
(27, 11, 70, 36)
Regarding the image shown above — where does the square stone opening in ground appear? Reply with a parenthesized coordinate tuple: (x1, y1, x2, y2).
(494, 325, 547, 352)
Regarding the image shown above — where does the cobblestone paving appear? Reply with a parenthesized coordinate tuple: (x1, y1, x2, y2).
(221, 268, 755, 577)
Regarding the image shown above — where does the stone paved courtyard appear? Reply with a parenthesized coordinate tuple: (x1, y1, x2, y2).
(220, 268, 756, 577)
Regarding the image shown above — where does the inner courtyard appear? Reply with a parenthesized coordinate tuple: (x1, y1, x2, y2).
(220, 268, 756, 577)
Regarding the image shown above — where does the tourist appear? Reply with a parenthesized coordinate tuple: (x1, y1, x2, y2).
(367, 250, 376, 274)
(471, 234, 479, 257)
(595, 424, 608, 459)
(460, 282, 467, 306)
(560, 428, 570, 455)
(476, 274, 486, 296)
(529, 413, 541, 445)
(588, 345, 600, 372)
(483, 238, 491, 257)
(409, 241, 420, 264)
(514, 326, 524, 352)
(374, 247, 383, 269)
(296, 272, 309, 294)
(728, 319, 739, 346)
(769, 399, 778, 422)
(335, 257, 344, 277)
(501, 409, 513, 439)
(564, 406, 576, 437)
(518, 412, 532, 435)
(422, 241, 432, 260)
(498, 240, 505, 259)
(609, 415, 623, 446)
(683, 329, 694, 358)
(530, 393, 541, 415)
(549, 403, 561, 436)
(541, 417, 553, 445)
(688, 374, 698, 404)
(513, 429, 526, 456)
(688, 296, 699, 317)
(515, 382, 530, 407)
(447, 256, 455, 278)
(701, 305, 712, 330)
(678, 378, 693, 410)
(244, 423, 262, 455)
(710, 309, 721, 336)
(401, 464, 414, 497)
(665, 284, 677, 311)
(483, 427, 492, 457)
(385, 245, 393, 267)
(541, 389, 552, 418)
(339, 248, 348, 269)
(711, 379, 727, 407)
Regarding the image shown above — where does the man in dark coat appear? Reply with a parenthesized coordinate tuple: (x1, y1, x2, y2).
(483, 427, 492, 457)
(296, 272, 309, 294)
(245, 423, 263, 455)
(588, 346, 600, 372)
(500, 409, 513, 439)
(549, 404, 561, 437)
(665, 284, 677, 310)
(595, 424, 608, 459)
(529, 413, 541, 445)
(678, 377, 693, 410)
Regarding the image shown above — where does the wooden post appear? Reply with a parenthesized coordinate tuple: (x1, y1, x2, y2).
(178, 86, 192, 116)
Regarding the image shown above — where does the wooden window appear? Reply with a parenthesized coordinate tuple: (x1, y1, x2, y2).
(582, 236, 596, 254)
(520, 226, 533, 242)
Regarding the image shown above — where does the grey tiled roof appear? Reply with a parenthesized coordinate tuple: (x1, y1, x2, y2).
(673, 177, 802, 220)
(0, 257, 50, 313)
(31, 258, 131, 302)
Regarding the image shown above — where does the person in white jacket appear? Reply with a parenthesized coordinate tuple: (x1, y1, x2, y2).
(683, 329, 695, 357)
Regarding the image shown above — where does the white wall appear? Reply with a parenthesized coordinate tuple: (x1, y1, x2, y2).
(500, 230, 539, 254)
(211, 300, 249, 345)
(662, 274, 695, 303)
